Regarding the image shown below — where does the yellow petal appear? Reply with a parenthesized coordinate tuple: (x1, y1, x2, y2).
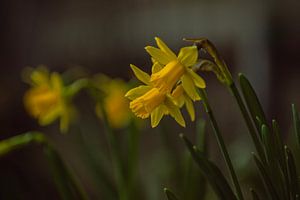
(165, 97, 186, 127)
(187, 69, 206, 88)
(125, 85, 151, 100)
(145, 46, 172, 65)
(51, 72, 63, 93)
(39, 106, 61, 125)
(154, 37, 177, 60)
(151, 105, 165, 128)
(178, 46, 198, 67)
(184, 95, 195, 121)
(151, 62, 163, 74)
(173, 95, 184, 107)
(171, 85, 185, 107)
(31, 67, 50, 85)
(130, 64, 150, 85)
(181, 74, 200, 101)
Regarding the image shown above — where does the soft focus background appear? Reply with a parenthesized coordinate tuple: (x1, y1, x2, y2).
(1, 0, 300, 199)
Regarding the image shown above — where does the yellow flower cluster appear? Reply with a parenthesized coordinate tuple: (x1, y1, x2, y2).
(23, 67, 75, 133)
(126, 37, 206, 127)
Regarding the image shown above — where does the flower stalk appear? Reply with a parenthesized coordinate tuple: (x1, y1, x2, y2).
(198, 89, 244, 200)
(99, 104, 127, 200)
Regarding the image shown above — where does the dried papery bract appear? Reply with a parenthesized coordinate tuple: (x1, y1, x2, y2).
(184, 38, 233, 86)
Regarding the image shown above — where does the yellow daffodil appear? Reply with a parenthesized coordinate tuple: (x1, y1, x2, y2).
(125, 64, 185, 128)
(94, 75, 131, 129)
(145, 37, 206, 101)
(171, 84, 197, 121)
(23, 67, 74, 133)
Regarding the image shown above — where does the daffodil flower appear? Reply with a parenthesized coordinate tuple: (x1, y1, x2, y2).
(125, 64, 185, 128)
(23, 67, 74, 133)
(94, 74, 131, 129)
(145, 37, 206, 101)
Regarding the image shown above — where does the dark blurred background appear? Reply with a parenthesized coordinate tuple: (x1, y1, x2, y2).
(0, 0, 300, 199)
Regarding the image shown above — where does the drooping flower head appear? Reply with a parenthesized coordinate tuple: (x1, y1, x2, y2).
(145, 37, 206, 101)
(94, 74, 131, 129)
(125, 64, 185, 127)
(23, 66, 74, 133)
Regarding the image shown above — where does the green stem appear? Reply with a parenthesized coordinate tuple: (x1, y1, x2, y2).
(198, 89, 244, 200)
(100, 105, 127, 200)
(229, 83, 266, 163)
(127, 121, 140, 199)
(0, 132, 46, 157)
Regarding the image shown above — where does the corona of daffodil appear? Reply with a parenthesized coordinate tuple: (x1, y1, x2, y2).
(125, 64, 185, 128)
(23, 67, 74, 133)
(94, 75, 131, 129)
(145, 37, 206, 101)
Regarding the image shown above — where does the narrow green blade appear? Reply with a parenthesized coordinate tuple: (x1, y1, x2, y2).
(272, 120, 286, 171)
(164, 188, 180, 200)
(261, 125, 273, 164)
(180, 134, 237, 200)
(285, 146, 299, 199)
(252, 154, 280, 200)
(0, 132, 46, 156)
(44, 144, 89, 200)
(272, 120, 290, 199)
(250, 188, 261, 200)
(261, 123, 286, 200)
(292, 104, 300, 148)
(196, 119, 206, 153)
(239, 74, 267, 131)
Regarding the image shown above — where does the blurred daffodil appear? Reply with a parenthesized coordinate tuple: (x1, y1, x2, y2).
(145, 37, 206, 101)
(94, 75, 131, 129)
(23, 67, 75, 133)
(125, 64, 185, 128)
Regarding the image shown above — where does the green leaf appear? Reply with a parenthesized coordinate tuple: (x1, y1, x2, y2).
(196, 119, 206, 153)
(272, 120, 285, 170)
(164, 188, 180, 200)
(126, 121, 140, 199)
(261, 124, 288, 199)
(98, 103, 127, 200)
(44, 145, 89, 200)
(252, 153, 280, 200)
(181, 119, 206, 199)
(272, 120, 290, 199)
(239, 74, 267, 131)
(250, 188, 260, 200)
(285, 146, 299, 199)
(180, 134, 237, 200)
(261, 125, 274, 164)
(292, 104, 300, 148)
